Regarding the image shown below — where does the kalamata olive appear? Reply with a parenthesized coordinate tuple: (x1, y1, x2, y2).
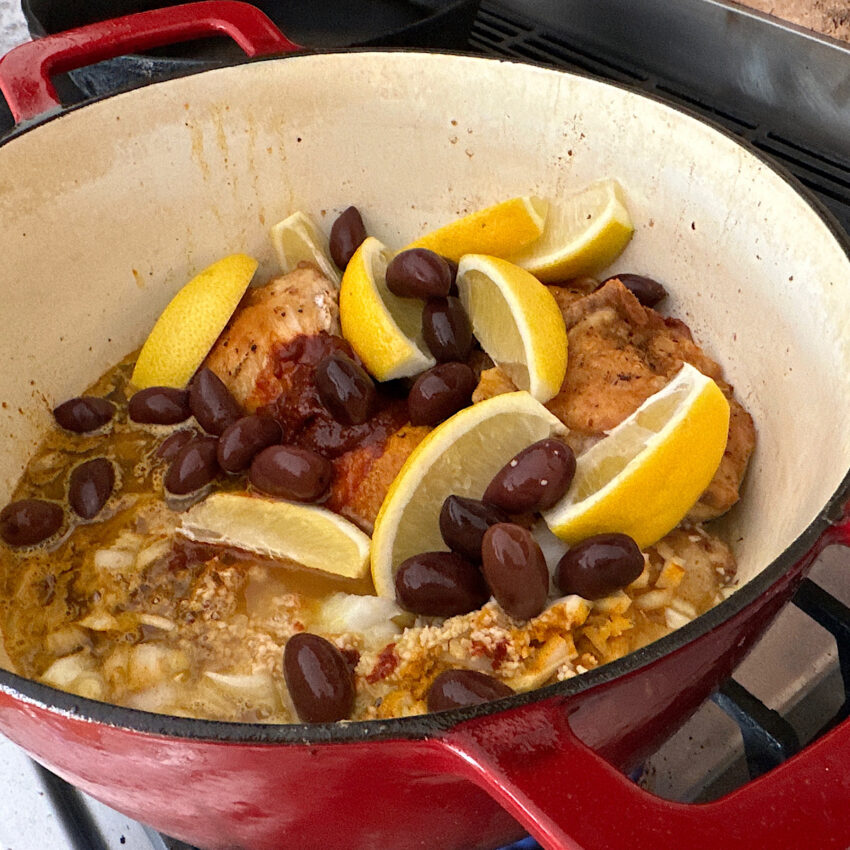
(283, 633, 355, 723)
(315, 352, 375, 426)
(427, 669, 514, 712)
(0, 499, 63, 547)
(408, 362, 476, 426)
(555, 533, 644, 599)
(164, 436, 220, 495)
(68, 458, 115, 519)
(249, 445, 332, 501)
(156, 428, 196, 461)
(603, 273, 667, 307)
(385, 249, 452, 299)
(483, 439, 576, 514)
(444, 258, 458, 286)
(188, 368, 242, 436)
(53, 396, 115, 433)
(329, 206, 367, 269)
(422, 296, 473, 362)
(481, 523, 549, 620)
(217, 415, 282, 473)
(394, 551, 489, 617)
(439, 495, 509, 562)
(128, 387, 191, 425)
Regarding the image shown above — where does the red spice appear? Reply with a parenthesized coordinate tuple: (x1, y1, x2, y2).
(366, 643, 398, 684)
(259, 332, 409, 459)
(340, 647, 361, 671)
(491, 640, 509, 671)
(470, 640, 489, 658)
(292, 621, 305, 632)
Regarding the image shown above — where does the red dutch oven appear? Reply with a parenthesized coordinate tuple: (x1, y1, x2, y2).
(1, 4, 850, 848)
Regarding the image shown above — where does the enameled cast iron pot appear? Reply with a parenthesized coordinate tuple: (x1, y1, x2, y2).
(2, 4, 850, 848)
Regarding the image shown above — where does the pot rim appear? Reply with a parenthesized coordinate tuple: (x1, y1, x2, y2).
(1, 48, 849, 745)
(20, 0, 482, 63)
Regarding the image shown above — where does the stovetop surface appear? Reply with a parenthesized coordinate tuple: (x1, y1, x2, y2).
(2, 1, 850, 848)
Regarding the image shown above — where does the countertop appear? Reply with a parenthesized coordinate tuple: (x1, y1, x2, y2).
(0, 1, 28, 54)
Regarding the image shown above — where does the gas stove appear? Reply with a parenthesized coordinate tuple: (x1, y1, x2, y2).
(2, 1, 850, 847)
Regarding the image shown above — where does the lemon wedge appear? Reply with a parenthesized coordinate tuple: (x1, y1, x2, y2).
(371, 391, 565, 598)
(131, 253, 257, 389)
(405, 196, 548, 263)
(456, 254, 567, 403)
(270, 211, 341, 286)
(179, 492, 371, 580)
(339, 236, 436, 381)
(509, 179, 633, 282)
(543, 363, 730, 549)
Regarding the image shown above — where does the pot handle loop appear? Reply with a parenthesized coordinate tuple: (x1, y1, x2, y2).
(441, 697, 850, 850)
(0, 0, 300, 124)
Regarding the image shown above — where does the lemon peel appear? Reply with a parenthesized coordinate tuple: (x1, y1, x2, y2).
(339, 236, 435, 381)
(543, 363, 730, 549)
(131, 253, 257, 389)
(405, 196, 548, 263)
(509, 179, 633, 282)
(457, 254, 567, 403)
(371, 391, 566, 598)
(180, 492, 371, 580)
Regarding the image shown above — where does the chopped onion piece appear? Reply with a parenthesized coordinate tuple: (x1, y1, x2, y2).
(665, 607, 694, 629)
(203, 670, 281, 714)
(531, 520, 568, 575)
(318, 593, 404, 644)
(505, 636, 569, 691)
(94, 548, 135, 571)
(41, 652, 94, 689)
(592, 590, 631, 615)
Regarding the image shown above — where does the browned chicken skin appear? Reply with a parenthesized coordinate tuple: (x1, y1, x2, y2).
(206, 266, 423, 532)
(208, 268, 753, 531)
(205, 265, 340, 412)
(326, 425, 431, 533)
(475, 279, 755, 521)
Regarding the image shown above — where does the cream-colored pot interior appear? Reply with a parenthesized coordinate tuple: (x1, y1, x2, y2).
(1, 53, 849, 591)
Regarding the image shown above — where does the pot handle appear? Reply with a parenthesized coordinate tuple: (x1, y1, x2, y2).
(0, 0, 300, 124)
(441, 516, 850, 850)
(441, 698, 850, 850)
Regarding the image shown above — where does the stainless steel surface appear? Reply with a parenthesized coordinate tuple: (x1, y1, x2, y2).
(491, 0, 850, 164)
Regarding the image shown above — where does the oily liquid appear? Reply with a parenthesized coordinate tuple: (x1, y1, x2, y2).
(0, 355, 373, 719)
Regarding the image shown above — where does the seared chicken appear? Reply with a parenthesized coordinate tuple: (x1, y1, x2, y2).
(326, 425, 431, 533)
(205, 265, 339, 411)
(474, 279, 755, 521)
(204, 265, 424, 529)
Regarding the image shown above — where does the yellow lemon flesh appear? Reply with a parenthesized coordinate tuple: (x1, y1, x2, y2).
(509, 179, 633, 282)
(371, 391, 566, 598)
(339, 236, 435, 381)
(405, 196, 548, 263)
(543, 363, 730, 550)
(270, 211, 341, 286)
(131, 253, 257, 389)
(179, 492, 371, 580)
(457, 254, 567, 403)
